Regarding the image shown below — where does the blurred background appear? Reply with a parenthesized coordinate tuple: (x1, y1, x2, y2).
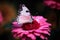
(0, 0, 59, 40)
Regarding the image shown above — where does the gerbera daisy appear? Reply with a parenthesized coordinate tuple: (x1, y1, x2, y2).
(12, 4, 51, 40)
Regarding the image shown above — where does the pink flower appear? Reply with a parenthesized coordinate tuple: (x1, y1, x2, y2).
(0, 11, 3, 23)
(43, 0, 60, 10)
(12, 16, 51, 40)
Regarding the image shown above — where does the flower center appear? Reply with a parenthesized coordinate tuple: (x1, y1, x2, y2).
(22, 20, 40, 30)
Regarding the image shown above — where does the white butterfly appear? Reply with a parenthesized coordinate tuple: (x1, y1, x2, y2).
(17, 4, 33, 24)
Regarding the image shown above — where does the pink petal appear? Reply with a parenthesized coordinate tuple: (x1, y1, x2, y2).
(12, 22, 22, 27)
(12, 22, 18, 24)
(34, 33, 40, 36)
(32, 16, 51, 26)
(35, 29, 50, 35)
(23, 31, 29, 35)
(13, 34, 17, 38)
(40, 34, 48, 40)
(40, 31, 50, 35)
(40, 34, 45, 39)
(22, 38, 26, 40)
(17, 33, 23, 38)
(27, 34, 36, 40)
(0, 11, 3, 23)
(12, 28, 24, 34)
(32, 16, 47, 23)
